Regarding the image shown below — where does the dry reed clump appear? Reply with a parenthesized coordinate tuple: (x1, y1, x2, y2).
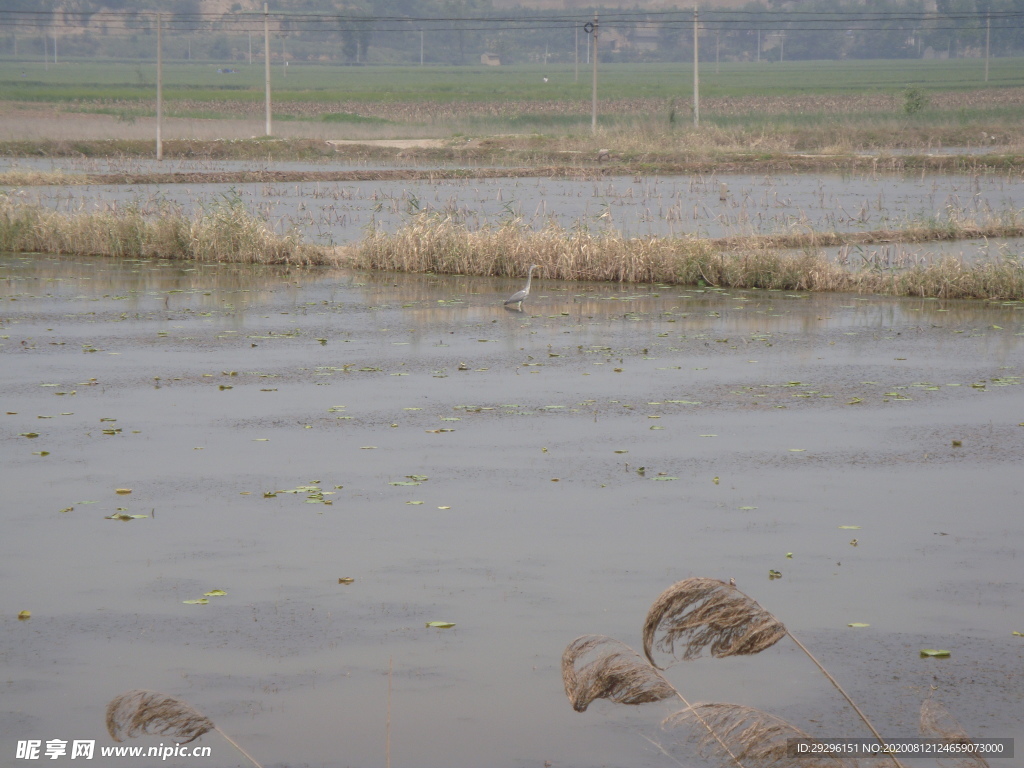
(0, 170, 83, 187)
(0, 194, 321, 265)
(358, 212, 717, 284)
(358, 213, 1024, 300)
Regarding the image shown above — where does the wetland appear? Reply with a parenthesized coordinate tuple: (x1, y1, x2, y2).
(2, 253, 1022, 768)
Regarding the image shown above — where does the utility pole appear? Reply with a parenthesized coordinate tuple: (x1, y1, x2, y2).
(574, 24, 578, 82)
(156, 13, 163, 161)
(590, 15, 598, 134)
(693, 6, 699, 128)
(984, 14, 990, 82)
(264, 3, 272, 136)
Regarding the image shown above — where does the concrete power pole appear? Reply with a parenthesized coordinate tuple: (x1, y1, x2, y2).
(156, 13, 163, 161)
(693, 7, 699, 128)
(264, 3, 272, 136)
(590, 16, 598, 134)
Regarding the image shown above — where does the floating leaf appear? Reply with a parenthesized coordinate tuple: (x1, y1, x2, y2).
(437, 506, 451, 510)
(920, 648, 950, 657)
(847, 623, 870, 628)
(18, 610, 31, 620)
(337, 577, 355, 584)
(20, 432, 40, 438)
(203, 590, 227, 597)
(739, 506, 758, 510)
(426, 621, 455, 629)
(838, 525, 861, 530)
(182, 599, 209, 605)
(406, 501, 424, 505)
(115, 488, 132, 494)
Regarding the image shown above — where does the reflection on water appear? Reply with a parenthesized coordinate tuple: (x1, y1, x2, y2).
(4, 252, 1020, 339)
(1, 254, 1022, 768)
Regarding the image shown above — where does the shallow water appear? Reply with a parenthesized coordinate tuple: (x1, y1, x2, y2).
(8, 169, 1024, 249)
(1, 254, 1022, 768)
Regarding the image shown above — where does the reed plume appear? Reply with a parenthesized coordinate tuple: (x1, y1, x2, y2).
(565, 578, 914, 768)
(663, 703, 859, 768)
(562, 635, 677, 712)
(642, 578, 787, 666)
(920, 698, 990, 768)
(642, 578, 904, 767)
(106, 690, 263, 768)
(562, 635, 751, 767)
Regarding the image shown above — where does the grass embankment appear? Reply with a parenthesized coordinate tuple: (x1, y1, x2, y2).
(3, 196, 1020, 300)
(0, 195, 321, 265)
(4, 152, 1024, 188)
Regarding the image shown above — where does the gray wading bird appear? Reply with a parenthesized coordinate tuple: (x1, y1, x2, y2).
(504, 264, 541, 310)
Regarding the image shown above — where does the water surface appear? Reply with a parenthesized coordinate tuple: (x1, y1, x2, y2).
(1, 254, 1022, 768)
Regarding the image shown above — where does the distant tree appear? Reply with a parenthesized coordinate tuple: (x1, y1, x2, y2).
(209, 34, 232, 60)
(341, 28, 357, 61)
(357, 24, 372, 61)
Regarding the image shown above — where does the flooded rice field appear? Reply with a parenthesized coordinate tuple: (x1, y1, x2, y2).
(1, 253, 1022, 768)
(6, 168, 1024, 261)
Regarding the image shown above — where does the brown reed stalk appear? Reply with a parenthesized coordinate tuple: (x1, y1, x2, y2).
(106, 690, 263, 768)
(386, 657, 393, 768)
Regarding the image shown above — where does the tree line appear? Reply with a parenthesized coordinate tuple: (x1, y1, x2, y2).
(2, 0, 1023, 64)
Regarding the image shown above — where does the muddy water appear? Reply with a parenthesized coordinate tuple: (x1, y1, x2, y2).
(2, 254, 1022, 768)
